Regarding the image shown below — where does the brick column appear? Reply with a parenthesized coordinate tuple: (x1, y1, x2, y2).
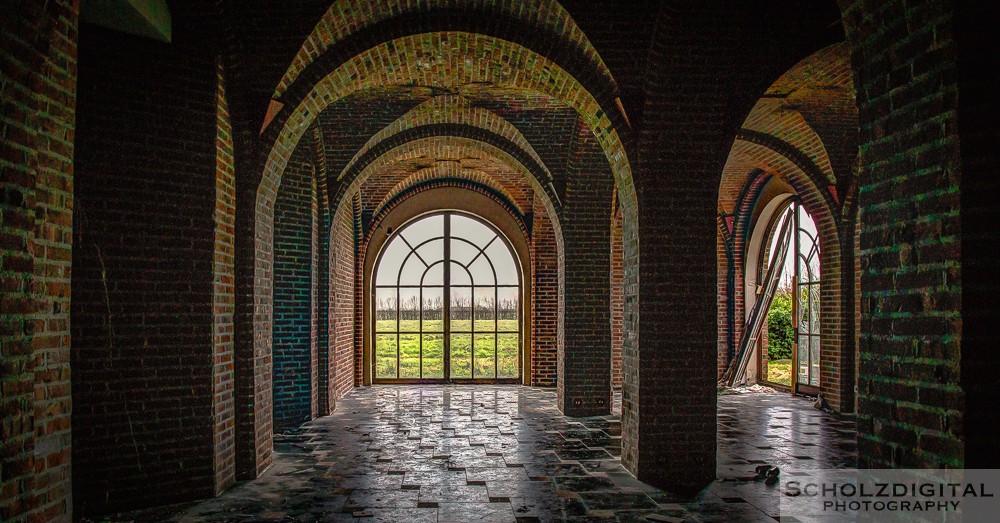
(0, 2, 79, 521)
(559, 121, 614, 416)
(841, 0, 965, 469)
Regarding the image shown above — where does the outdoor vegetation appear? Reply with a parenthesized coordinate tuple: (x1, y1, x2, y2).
(374, 293, 519, 379)
(765, 286, 794, 386)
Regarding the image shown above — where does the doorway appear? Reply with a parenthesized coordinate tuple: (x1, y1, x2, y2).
(754, 199, 822, 394)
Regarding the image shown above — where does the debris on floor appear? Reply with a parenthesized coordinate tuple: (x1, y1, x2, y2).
(717, 383, 777, 395)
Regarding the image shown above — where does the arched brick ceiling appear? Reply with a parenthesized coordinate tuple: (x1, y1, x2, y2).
(334, 136, 561, 221)
(260, 31, 636, 233)
(340, 95, 554, 186)
(740, 98, 835, 182)
(763, 42, 858, 184)
(275, 0, 617, 102)
(367, 163, 528, 216)
(719, 42, 858, 216)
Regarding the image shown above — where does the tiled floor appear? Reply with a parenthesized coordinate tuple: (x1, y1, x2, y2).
(114, 386, 856, 522)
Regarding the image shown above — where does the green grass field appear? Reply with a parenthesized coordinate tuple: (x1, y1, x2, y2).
(375, 319, 519, 379)
(766, 359, 792, 386)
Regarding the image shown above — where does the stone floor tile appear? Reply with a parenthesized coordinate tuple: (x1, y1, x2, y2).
(97, 386, 854, 523)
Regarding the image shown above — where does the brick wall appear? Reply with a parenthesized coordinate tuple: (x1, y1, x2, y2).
(0, 2, 78, 521)
(71, 18, 222, 515)
(841, 0, 965, 468)
(272, 139, 318, 432)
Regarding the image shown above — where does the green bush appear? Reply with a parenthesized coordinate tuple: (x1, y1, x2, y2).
(767, 290, 793, 360)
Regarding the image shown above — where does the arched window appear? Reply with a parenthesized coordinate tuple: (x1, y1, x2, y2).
(373, 212, 521, 382)
(755, 199, 821, 391)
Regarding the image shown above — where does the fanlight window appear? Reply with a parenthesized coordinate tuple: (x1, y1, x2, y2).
(373, 212, 521, 382)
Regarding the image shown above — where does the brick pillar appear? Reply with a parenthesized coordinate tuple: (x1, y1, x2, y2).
(212, 61, 237, 495)
(272, 139, 318, 432)
(955, 0, 1000, 468)
(73, 17, 223, 514)
(841, 0, 965, 468)
(531, 197, 559, 386)
(610, 203, 625, 396)
(559, 121, 614, 416)
(0, 2, 78, 521)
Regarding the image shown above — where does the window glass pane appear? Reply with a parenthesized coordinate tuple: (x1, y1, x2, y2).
(375, 287, 397, 333)
(452, 215, 496, 248)
(497, 287, 518, 329)
(797, 285, 811, 332)
(469, 255, 495, 285)
(486, 239, 518, 285)
(450, 261, 472, 286)
(450, 287, 472, 332)
(810, 338, 820, 386)
(399, 334, 420, 378)
(422, 288, 443, 332)
(450, 334, 472, 379)
(797, 334, 809, 383)
(416, 238, 444, 265)
(474, 288, 496, 331)
(450, 238, 479, 266)
(497, 333, 519, 378)
(399, 288, 420, 331)
(422, 334, 444, 378)
(399, 254, 425, 286)
(809, 283, 821, 334)
(474, 334, 496, 378)
(376, 239, 409, 285)
(375, 335, 398, 379)
(807, 246, 821, 281)
(422, 262, 444, 286)
(400, 214, 443, 248)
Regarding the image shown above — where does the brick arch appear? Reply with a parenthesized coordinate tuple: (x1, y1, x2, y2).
(373, 163, 524, 217)
(334, 135, 562, 227)
(259, 32, 636, 231)
(339, 95, 554, 190)
(726, 139, 838, 220)
(275, 0, 617, 103)
(739, 114, 836, 186)
(367, 178, 531, 251)
(716, 41, 859, 397)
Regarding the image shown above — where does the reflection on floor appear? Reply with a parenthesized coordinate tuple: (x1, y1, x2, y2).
(115, 386, 856, 522)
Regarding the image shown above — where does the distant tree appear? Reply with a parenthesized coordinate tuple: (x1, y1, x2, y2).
(767, 287, 794, 360)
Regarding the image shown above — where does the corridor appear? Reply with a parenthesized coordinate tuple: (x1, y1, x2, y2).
(110, 387, 856, 522)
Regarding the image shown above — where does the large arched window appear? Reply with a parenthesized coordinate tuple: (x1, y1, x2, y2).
(373, 212, 521, 383)
(755, 199, 821, 391)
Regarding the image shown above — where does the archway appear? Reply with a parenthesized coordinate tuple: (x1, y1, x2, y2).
(745, 196, 823, 392)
